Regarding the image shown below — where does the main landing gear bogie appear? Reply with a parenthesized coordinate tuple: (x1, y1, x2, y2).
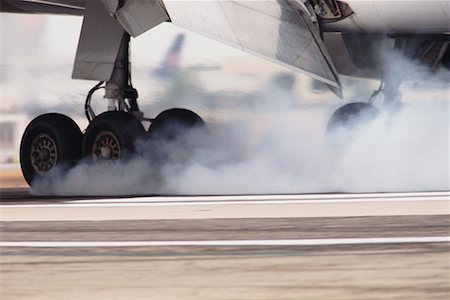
(19, 108, 206, 188)
(19, 33, 210, 191)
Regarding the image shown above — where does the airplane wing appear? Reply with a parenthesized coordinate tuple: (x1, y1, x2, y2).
(162, 0, 342, 95)
(99, 0, 342, 94)
(1, 0, 342, 96)
(0, 0, 85, 15)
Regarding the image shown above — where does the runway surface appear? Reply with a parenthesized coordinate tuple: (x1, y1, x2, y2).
(1, 188, 449, 300)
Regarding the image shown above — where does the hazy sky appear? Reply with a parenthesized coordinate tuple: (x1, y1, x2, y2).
(1, 14, 294, 109)
(2, 14, 246, 67)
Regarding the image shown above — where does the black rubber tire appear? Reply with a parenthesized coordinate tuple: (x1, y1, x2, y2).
(143, 108, 206, 165)
(20, 113, 82, 186)
(147, 108, 205, 141)
(82, 111, 145, 163)
(327, 102, 378, 133)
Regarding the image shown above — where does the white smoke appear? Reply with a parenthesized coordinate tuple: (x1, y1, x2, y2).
(32, 46, 450, 196)
(32, 93, 449, 196)
(164, 101, 448, 194)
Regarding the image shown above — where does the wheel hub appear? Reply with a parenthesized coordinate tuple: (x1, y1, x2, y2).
(92, 130, 121, 163)
(30, 133, 58, 174)
(38, 148, 50, 161)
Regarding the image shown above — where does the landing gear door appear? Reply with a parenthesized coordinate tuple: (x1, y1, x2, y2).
(163, 0, 342, 95)
(72, 0, 125, 81)
(101, 0, 169, 37)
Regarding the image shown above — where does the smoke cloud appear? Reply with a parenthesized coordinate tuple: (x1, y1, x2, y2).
(32, 92, 449, 196)
(32, 48, 450, 196)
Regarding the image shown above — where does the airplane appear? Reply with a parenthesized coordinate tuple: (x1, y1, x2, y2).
(1, 0, 449, 189)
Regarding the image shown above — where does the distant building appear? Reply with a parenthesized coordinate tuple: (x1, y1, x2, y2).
(0, 112, 28, 163)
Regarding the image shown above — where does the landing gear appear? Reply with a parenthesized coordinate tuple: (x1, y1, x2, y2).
(147, 108, 205, 141)
(19, 32, 206, 192)
(327, 35, 441, 132)
(144, 108, 207, 165)
(327, 72, 402, 133)
(82, 111, 145, 164)
(327, 102, 378, 133)
(20, 113, 82, 186)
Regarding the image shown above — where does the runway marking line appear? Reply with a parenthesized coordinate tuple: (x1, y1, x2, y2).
(69, 191, 450, 203)
(2, 193, 449, 209)
(2, 192, 448, 221)
(0, 236, 449, 248)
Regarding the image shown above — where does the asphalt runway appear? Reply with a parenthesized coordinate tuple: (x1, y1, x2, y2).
(1, 188, 449, 300)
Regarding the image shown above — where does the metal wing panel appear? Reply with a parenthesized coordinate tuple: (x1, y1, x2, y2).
(163, 0, 341, 90)
(1, 0, 85, 15)
(162, 1, 242, 48)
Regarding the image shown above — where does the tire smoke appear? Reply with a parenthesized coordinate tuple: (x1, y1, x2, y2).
(32, 94, 449, 196)
(32, 45, 450, 196)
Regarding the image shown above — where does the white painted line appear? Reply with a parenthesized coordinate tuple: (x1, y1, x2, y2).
(2, 195, 449, 209)
(69, 191, 450, 204)
(2, 197, 448, 221)
(1, 236, 448, 248)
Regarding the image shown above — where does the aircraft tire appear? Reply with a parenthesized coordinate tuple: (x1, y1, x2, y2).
(147, 108, 205, 141)
(327, 102, 378, 133)
(144, 108, 206, 164)
(20, 113, 83, 186)
(82, 111, 145, 164)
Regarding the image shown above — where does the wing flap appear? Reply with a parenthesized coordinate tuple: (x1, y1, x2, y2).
(163, 0, 341, 91)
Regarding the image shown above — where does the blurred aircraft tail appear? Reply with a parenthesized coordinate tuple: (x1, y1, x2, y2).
(153, 33, 186, 79)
